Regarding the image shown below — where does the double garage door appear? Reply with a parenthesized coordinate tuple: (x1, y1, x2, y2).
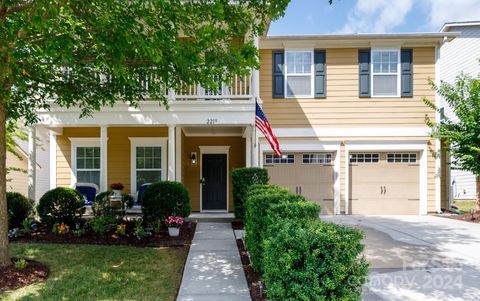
(265, 151, 420, 215)
(264, 152, 335, 215)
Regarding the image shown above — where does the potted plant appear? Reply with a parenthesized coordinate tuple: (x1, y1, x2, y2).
(110, 183, 124, 197)
(164, 216, 184, 237)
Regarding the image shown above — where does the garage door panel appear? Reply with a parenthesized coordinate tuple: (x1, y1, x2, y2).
(350, 152, 420, 215)
(265, 152, 335, 215)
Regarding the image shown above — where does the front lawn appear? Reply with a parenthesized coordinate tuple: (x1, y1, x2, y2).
(1, 243, 188, 301)
(453, 200, 476, 212)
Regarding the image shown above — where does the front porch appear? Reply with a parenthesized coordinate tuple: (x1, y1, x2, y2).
(32, 124, 257, 213)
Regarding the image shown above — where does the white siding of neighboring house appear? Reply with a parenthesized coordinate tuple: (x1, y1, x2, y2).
(440, 24, 480, 200)
(14, 127, 50, 202)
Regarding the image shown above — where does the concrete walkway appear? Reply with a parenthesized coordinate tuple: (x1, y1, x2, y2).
(177, 222, 251, 301)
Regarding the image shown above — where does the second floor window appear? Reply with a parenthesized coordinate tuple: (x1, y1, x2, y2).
(372, 50, 400, 97)
(285, 51, 313, 98)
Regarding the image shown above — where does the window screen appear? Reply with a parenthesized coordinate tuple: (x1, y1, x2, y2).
(285, 51, 313, 97)
(372, 50, 399, 96)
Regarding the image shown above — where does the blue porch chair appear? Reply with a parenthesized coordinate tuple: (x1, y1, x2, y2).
(136, 183, 152, 206)
(75, 183, 99, 206)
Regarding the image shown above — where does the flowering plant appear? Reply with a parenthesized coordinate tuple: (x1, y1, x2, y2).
(164, 216, 184, 228)
(116, 224, 127, 236)
(110, 183, 124, 190)
(52, 223, 70, 235)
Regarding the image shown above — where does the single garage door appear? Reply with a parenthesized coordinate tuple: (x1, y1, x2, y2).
(349, 152, 419, 215)
(264, 152, 335, 215)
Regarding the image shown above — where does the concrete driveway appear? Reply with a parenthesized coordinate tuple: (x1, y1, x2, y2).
(322, 215, 480, 301)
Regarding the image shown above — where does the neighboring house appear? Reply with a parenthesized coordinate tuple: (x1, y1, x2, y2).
(30, 30, 458, 215)
(7, 127, 50, 201)
(439, 21, 480, 203)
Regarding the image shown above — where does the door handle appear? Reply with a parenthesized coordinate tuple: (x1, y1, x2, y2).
(384, 186, 386, 194)
(295, 186, 298, 194)
(299, 186, 302, 195)
(200, 178, 206, 185)
(381, 186, 384, 194)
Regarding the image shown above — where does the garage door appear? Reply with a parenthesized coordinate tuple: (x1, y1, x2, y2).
(349, 152, 419, 215)
(264, 152, 335, 215)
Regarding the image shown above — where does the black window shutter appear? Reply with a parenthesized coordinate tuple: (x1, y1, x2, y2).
(314, 50, 326, 98)
(358, 49, 371, 97)
(272, 50, 285, 98)
(401, 49, 413, 97)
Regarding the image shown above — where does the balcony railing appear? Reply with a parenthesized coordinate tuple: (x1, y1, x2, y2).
(173, 75, 252, 101)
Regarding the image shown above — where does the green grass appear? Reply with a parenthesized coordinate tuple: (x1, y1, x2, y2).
(453, 200, 477, 212)
(2, 243, 188, 301)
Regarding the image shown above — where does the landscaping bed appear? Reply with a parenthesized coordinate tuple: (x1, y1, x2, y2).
(234, 226, 265, 301)
(440, 212, 480, 223)
(0, 259, 49, 292)
(10, 221, 196, 248)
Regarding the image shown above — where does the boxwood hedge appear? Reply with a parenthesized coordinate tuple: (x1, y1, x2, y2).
(231, 167, 269, 220)
(262, 219, 369, 301)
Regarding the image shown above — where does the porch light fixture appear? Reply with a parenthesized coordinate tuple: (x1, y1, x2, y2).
(191, 152, 197, 165)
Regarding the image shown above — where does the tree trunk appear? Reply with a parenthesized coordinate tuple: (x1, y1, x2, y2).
(0, 102, 9, 266)
(476, 176, 480, 213)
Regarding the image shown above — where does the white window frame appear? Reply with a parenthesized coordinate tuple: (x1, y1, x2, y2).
(129, 137, 167, 194)
(387, 153, 418, 163)
(349, 153, 380, 164)
(265, 153, 295, 164)
(285, 49, 314, 98)
(371, 48, 401, 98)
(302, 153, 333, 165)
(69, 138, 101, 188)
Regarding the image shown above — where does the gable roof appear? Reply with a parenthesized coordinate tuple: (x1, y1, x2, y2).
(441, 21, 480, 32)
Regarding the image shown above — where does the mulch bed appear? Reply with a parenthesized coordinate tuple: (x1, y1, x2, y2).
(0, 259, 49, 292)
(232, 222, 265, 301)
(439, 212, 480, 223)
(11, 222, 196, 248)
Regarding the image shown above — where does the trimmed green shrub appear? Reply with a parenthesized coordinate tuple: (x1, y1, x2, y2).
(37, 187, 85, 227)
(265, 201, 320, 230)
(245, 185, 303, 273)
(231, 167, 269, 220)
(7, 192, 33, 228)
(262, 219, 369, 301)
(141, 181, 191, 224)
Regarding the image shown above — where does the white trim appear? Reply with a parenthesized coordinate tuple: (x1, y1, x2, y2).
(70, 138, 101, 188)
(199, 146, 231, 212)
(49, 131, 57, 189)
(271, 127, 431, 137)
(371, 48, 401, 98)
(259, 140, 342, 214)
(284, 49, 314, 99)
(129, 137, 168, 194)
(434, 44, 442, 213)
(28, 127, 36, 201)
(100, 126, 108, 191)
(175, 127, 182, 182)
(345, 141, 429, 215)
(168, 126, 176, 181)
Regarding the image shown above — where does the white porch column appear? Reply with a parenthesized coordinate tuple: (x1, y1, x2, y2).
(252, 36, 260, 101)
(244, 126, 252, 167)
(100, 126, 108, 191)
(28, 126, 36, 201)
(175, 126, 182, 182)
(49, 130, 57, 189)
(251, 125, 259, 167)
(168, 125, 176, 181)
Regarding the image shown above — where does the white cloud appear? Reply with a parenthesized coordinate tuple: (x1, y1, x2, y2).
(424, 0, 480, 30)
(339, 0, 414, 33)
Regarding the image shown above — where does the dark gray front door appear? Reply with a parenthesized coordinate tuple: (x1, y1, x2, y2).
(202, 154, 227, 210)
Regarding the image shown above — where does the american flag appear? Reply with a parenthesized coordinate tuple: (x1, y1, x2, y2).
(255, 101, 281, 156)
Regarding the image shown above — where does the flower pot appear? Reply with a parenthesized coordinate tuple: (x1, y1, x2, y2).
(168, 227, 180, 237)
(112, 189, 122, 197)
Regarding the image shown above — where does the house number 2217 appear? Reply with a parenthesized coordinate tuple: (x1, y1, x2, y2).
(206, 118, 218, 125)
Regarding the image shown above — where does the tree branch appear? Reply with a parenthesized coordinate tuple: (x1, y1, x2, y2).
(4, 1, 34, 18)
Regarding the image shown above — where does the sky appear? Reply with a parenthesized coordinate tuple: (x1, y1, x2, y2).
(268, 0, 480, 35)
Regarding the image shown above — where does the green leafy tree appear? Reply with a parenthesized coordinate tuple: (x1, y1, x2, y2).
(0, 0, 290, 266)
(424, 73, 480, 212)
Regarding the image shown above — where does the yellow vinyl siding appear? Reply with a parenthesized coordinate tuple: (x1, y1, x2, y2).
(56, 127, 168, 192)
(182, 136, 245, 212)
(108, 127, 168, 193)
(6, 152, 29, 196)
(259, 47, 436, 128)
(56, 128, 99, 187)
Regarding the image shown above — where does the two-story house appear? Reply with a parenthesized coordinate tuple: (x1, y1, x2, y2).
(25, 31, 457, 215)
